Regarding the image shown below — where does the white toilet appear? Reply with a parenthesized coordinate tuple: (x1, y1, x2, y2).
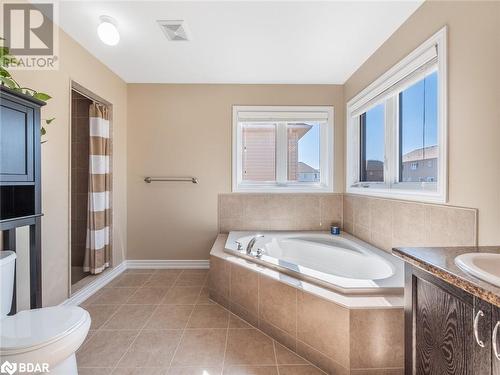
(0, 251, 91, 374)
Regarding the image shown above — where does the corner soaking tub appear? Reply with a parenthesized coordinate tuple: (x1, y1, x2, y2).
(224, 231, 404, 295)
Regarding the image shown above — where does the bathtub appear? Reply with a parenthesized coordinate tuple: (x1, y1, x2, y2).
(224, 231, 404, 295)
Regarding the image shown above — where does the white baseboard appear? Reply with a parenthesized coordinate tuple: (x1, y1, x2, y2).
(61, 262, 127, 306)
(126, 259, 210, 269)
(61, 259, 209, 306)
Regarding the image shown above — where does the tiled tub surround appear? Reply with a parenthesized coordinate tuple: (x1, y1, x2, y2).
(343, 194, 478, 252)
(209, 235, 404, 375)
(218, 194, 343, 233)
(211, 194, 477, 373)
(218, 193, 478, 253)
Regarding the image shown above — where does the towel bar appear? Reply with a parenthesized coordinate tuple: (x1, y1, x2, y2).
(144, 177, 198, 184)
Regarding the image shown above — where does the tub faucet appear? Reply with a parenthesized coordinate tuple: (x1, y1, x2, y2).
(246, 234, 264, 255)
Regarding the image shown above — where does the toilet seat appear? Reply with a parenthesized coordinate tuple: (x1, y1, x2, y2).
(0, 306, 90, 355)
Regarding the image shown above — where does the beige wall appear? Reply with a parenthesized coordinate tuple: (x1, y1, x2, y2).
(127, 85, 344, 260)
(11, 30, 128, 306)
(344, 1, 500, 245)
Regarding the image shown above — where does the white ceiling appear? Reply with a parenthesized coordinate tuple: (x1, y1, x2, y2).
(58, 1, 423, 84)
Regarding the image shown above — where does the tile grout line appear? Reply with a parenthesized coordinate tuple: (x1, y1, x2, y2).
(295, 289, 298, 351)
(108, 270, 178, 374)
(210, 292, 328, 374)
(263, 321, 327, 373)
(295, 339, 343, 374)
(353, 366, 405, 371)
(272, 340, 280, 375)
(76, 272, 158, 363)
(107, 271, 158, 373)
(220, 300, 231, 375)
(257, 272, 260, 325)
(166, 272, 204, 373)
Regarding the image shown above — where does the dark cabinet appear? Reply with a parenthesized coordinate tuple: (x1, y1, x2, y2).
(0, 97, 35, 183)
(405, 264, 500, 375)
(494, 306, 500, 374)
(0, 85, 44, 311)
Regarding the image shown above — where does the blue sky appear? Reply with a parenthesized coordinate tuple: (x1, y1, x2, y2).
(297, 123, 320, 169)
(364, 71, 437, 161)
(401, 71, 438, 155)
(365, 103, 385, 162)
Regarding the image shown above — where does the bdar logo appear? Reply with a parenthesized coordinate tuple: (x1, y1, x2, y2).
(0, 361, 17, 375)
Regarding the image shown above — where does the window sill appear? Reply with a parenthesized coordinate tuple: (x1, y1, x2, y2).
(346, 185, 447, 203)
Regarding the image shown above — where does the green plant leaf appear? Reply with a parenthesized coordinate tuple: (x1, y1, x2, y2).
(33, 92, 51, 101)
(41, 127, 47, 136)
(0, 76, 16, 88)
(0, 67, 10, 77)
(0, 47, 9, 57)
(45, 117, 55, 125)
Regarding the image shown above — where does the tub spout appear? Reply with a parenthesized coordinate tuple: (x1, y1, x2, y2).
(246, 234, 264, 255)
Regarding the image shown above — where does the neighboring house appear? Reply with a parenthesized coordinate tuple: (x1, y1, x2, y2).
(242, 123, 314, 181)
(297, 162, 320, 182)
(401, 145, 438, 182)
(363, 145, 438, 183)
(241, 124, 277, 181)
(364, 160, 384, 181)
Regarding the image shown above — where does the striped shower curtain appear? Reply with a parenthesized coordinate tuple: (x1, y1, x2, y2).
(83, 103, 112, 274)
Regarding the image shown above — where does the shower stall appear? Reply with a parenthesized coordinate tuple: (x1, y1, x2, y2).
(70, 84, 112, 290)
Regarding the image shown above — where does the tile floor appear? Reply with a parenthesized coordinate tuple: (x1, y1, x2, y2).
(77, 269, 325, 375)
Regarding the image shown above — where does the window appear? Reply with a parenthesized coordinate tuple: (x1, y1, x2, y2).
(360, 103, 385, 182)
(346, 27, 447, 202)
(233, 106, 333, 192)
(399, 72, 438, 183)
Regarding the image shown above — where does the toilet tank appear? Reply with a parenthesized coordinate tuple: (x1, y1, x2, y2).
(0, 251, 16, 316)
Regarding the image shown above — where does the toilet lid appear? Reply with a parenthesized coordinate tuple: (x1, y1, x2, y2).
(0, 306, 89, 351)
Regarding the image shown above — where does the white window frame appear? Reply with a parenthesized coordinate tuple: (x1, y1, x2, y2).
(346, 26, 447, 203)
(232, 105, 334, 193)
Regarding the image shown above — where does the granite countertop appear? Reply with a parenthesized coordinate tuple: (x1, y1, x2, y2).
(392, 246, 500, 308)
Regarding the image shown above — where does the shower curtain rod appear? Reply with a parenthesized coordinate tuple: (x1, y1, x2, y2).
(72, 88, 105, 105)
(71, 82, 111, 107)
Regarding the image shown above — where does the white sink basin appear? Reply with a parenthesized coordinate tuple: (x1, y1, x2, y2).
(455, 253, 500, 287)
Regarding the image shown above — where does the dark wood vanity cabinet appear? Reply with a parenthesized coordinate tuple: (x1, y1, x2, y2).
(405, 264, 500, 375)
(493, 306, 500, 374)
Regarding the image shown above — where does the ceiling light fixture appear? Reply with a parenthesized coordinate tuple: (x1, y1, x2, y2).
(97, 16, 120, 46)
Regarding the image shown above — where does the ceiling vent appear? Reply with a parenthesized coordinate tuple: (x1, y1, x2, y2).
(158, 20, 190, 41)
